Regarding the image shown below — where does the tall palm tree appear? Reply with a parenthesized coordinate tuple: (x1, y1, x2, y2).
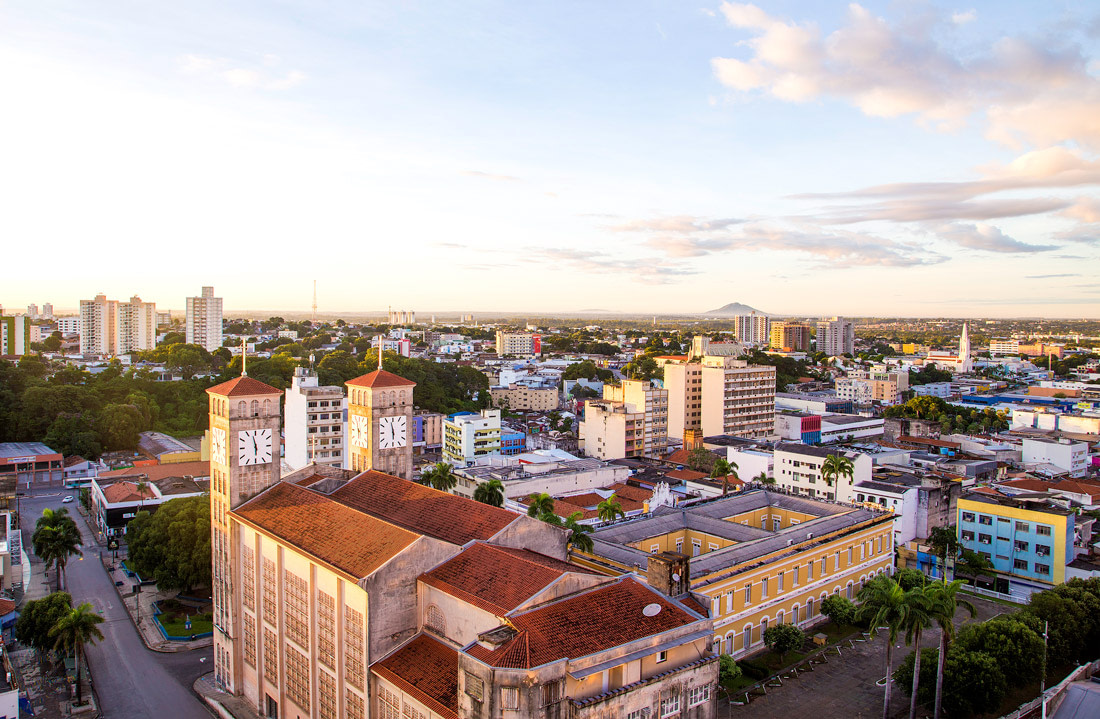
(596, 494, 625, 522)
(926, 580, 976, 719)
(857, 576, 910, 719)
(50, 603, 105, 704)
(526, 493, 555, 518)
(821, 454, 854, 492)
(33, 511, 82, 592)
(418, 462, 457, 492)
(472, 478, 505, 507)
(135, 479, 149, 511)
(711, 458, 739, 495)
(563, 512, 594, 553)
(900, 585, 934, 719)
(754, 471, 774, 485)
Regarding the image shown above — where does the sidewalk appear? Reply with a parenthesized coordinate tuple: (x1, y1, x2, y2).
(194, 672, 263, 719)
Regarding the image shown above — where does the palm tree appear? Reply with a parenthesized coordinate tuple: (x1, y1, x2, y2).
(900, 585, 934, 719)
(857, 576, 910, 719)
(472, 478, 505, 507)
(418, 462, 457, 492)
(135, 479, 149, 511)
(596, 494, 625, 522)
(926, 526, 960, 580)
(563, 512, 594, 553)
(926, 580, 976, 719)
(754, 471, 774, 485)
(821, 453, 854, 492)
(526, 493, 555, 518)
(711, 458, 739, 495)
(50, 603, 105, 704)
(33, 511, 82, 591)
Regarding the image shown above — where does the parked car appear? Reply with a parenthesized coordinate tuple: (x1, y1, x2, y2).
(62, 495, 74, 504)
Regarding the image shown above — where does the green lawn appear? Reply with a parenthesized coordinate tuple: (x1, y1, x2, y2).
(158, 612, 213, 637)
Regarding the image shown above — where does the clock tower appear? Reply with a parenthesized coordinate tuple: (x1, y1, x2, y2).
(346, 363, 415, 479)
(206, 374, 282, 696)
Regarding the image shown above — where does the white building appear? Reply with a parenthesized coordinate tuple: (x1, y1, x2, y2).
(725, 448, 774, 482)
(773, 444, 872, 502)
(79, 294, 157, 356)
(817, 317, 854, 356)
(185, 285, 224, 352)
(284, 367, 348, 471)
(1022, 437, 1090, 477)
(443, 409, 502, 466)
(820, 415, 884, 443)
(495, 331, 540, 357)
(733, 313, 771, 345)
(913, 382, 953, 398)
(989, 339, 1020, 356)
(56, 317, 80, 335)
(371, 337, 411, 357)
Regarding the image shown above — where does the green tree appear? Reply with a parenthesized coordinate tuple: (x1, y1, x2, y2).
(857, 575, 911, 719)
(316, 350, 361, 386)
(42, 334, 62, 351)
(596, 494, 625, 522)
(564, 512, 594, 553)
(1020, 578, 1100, 666)
(418, 462, 457, 492)
(821, 453, 854, 489)
(954, 615, 1043, 685)
(899, 584, 934, 719)
(821, 594, 855, 627)
(762, 623, 805, 662)
(472, 478, 505, 507)
(14, 591, 72, 652)
(754, 471, 774, 485)
(44, 414, 103, 459)
(955, 548, 992, 586)
(159, 331, 185, 346)
(623, 356, 660, 381)
(126, 496, 211, 592)
(686, 447, 717, 473)
(165, 343, 210, 380)
(926, 580, 976, 719)
(718, 654, 742, 684)
(893, 568, 927, 591)
(894, 647, 1006, 718)
(711, 458, 739, 496)
(526, 493, 555, 518)
(50, 602, 105, 704)
(98, 403, 145, 450)
(32, 509, 82, 591)
(927, 526, 960, 579)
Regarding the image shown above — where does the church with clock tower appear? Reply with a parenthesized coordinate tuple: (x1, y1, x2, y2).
(346, 362, 415, 480)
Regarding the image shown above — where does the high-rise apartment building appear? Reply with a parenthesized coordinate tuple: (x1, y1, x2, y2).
(26, 304, 39, 319)
(79, 294, 157, 356)
(733, 312, 770, 345)
(581, 379, 669, 460)
(0, 314, 30, 356)
(769, 321, 813, 352)
(186, 286, 224, 352)
(443, 409, 502, 466)
(284, 367, 348, 471)
(816, 317, 855, 356)
(41, 303, 53, 320)
(666, 357, 776, 441)
(495, 330, 541, 357)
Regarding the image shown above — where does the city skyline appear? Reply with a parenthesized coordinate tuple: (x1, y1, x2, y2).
(1, 1, 1098, 317)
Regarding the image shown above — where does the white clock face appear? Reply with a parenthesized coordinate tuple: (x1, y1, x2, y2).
(350, 415, 371, 449)
(378, 416, 407, 449)
(211, 427, 227, 465)
(238, 429, 273, 466)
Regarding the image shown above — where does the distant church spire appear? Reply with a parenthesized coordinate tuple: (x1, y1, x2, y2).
(241, 338, 248, 376)
(377, 334, 383, 371)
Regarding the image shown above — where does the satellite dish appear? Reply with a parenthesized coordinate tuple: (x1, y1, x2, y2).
(671, 573, 680, 582)
(642, 603, 662, 617)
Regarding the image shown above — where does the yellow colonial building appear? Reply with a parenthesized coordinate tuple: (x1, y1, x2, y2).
(573, 490, 895, 657)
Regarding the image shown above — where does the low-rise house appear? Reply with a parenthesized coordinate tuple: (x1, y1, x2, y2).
(90, 475, 207, 536)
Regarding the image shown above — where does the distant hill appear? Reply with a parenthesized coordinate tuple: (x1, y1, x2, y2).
(703, 302, 768, 317)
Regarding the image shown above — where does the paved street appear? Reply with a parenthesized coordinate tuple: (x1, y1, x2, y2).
(727, 595, 1008, 719)
(20, 489, 213, 719)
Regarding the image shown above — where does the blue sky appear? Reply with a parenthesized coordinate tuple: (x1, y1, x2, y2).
(1, 1, 1097, 317)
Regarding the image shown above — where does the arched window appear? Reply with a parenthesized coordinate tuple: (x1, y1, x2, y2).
(846, 581, 854, 599)
(713, 637, 722, 655)
(807, 596, 814, 619)
(792, 604, 800, 623)
(725, 633, 734, 654)
(776, 610, 784, 625)
(761, 616, 769, 633)
(250, 400, 259, 417)
(263, 399, 272, 416)
(743, 625, 752, 651)
(426, 604, 446, 635)
(237, 401, 246, 417)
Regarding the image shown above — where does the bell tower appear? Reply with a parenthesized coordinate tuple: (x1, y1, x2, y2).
(346, 355, 415, 479)
(206, 374, 282, 696)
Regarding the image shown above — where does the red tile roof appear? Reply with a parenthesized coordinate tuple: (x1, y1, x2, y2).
(372, 634, 458, 719)
(100, 460, 210, 481)
(0, 598, 15, 616)
(666, 469, 709, 482)
(331, 471, 518, 546)
(346, 369, 416, 388)
(234, 482, 418, 579)
(100, 481, 157, 503)
(421, 543, 597, 616)
(969, 486, 1004, 496)
(606, 483, 654, 502)
(465, 577, 698, 669)
(664, 449, 695, 466)
(206, 375, 281, 397)
(1001, 478, 1056, 492)
(679, 594, 708, 618)
(1052, 481, 1100, 501)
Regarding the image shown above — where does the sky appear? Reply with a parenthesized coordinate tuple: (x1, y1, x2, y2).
(1, 1, 1098, 318)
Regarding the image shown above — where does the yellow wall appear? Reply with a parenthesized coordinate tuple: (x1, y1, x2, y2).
(723, 507, 818, 530)
(629, 529, 737, 556)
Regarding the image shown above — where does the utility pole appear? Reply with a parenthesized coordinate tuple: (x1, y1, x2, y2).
(1040, 620, 1049, 719)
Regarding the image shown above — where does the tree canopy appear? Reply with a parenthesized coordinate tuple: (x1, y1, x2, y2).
(15, 591, 72, 652)
(126, 496, 211, 592)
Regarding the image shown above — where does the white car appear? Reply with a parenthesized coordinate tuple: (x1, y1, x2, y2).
(62, 496, 74, 503)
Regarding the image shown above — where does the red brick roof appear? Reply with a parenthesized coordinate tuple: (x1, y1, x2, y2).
(606, 483, 654, 502)
(331, 471, 517, 546)
(666, 469, 709, 482)
(234, 482, 418, 579)
(420, 543, 597, 616)
(206, 375, 281, 397)
(664, 449, 695, 466)
(346, 369, 416, 388)
(679, 594, 708, 618)
(1001, 478, 1056, 492)
(464, 577, 697, 669)
(372, 634, 458, 719)
(1052, 481, 1100, 501)
(0, 598, 15, 616)
(969, 486, 1004, 496)
(100, 481, 157, 503)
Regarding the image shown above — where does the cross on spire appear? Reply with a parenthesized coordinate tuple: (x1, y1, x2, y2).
(241, 338, 248, 377)
(377, 334, 383, 371)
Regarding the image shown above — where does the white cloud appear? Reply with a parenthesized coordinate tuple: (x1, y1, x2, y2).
(951, 10, 977, 25)
(933, 223, 1056, 252)
(712, 3, 1100, 150)
(177, 54, 306, 91)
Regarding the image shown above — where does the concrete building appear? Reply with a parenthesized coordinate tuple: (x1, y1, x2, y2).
(489, 383, 560, 411)
(769, 321, 812, 352)
(1021, 437, 1090, 477)
(819, 415, 884, 443)
(284, 367, 348, 471)
(56, 317, 80, 335)
(412, 411, 445, 455)
(79, 293, 157, 356)
(733, 313, 770, 345)
(989, 339, 1020, 356)
(816, 318, 854, 356)
(185, 285, 224, 352)
(926, 322, 973, 373)
(580, 380, 668, 460)
(495, 331, 541, 357)
(700, 357, 775, 439)
(443, 410, 502, 466)
(455, 455, 631, 501)
(774, 413, 822, 445)
(575, 490, 894, 659)
(0, 314, 29, 356)
(347, 368, 416, 480)
(775, 392, 853, 415)
(0, 442, 63, 487)
(90, 475, 207, 536)
(1012, 409, 1100, 436)
(836, 377, 900, 406)
(772, 444, 872, 502)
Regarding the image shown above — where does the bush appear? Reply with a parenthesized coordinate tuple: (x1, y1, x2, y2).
(954, 615, 1043, 684)
(718, 654, 742, 684)
(763, 623, 805, 659)
(893, 647, 1006, 717)
(894, 567, 927, 591)
(820, 594, 856, 626)
(737, 659, 769, 680)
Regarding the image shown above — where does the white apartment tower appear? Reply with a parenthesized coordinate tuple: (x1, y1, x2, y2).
(817, 317, 855, 356)
(186, 285, 224, 352)
(79, 294, 157, 356)
(284, 367, 349, 471)
(733, 312, 770, 345)
(666, 357, 776, 440)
